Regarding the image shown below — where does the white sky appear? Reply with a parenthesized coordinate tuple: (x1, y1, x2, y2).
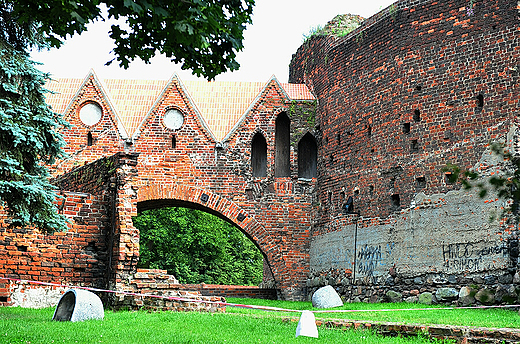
(31, 0, 396, 83)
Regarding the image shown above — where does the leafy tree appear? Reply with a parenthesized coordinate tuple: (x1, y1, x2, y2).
(7, 0, 255, 80)
(0, 0, 254, 231)
(133, 207, 264, 285)
(447, 142, 520, 222)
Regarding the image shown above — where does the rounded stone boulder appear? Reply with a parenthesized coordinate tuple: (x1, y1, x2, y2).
(418, 292, 434, 305)
(53, 289, 104, 322)
(435, 287, 458, 301)
(312, 285, 343, 309)
(386, 290, 403, 303)
(475, 288, 495, 305)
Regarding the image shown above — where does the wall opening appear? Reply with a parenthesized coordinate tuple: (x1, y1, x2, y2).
(391, 194, 401, 211)
(477, 93, 484, 108)
(413, 109, 421, 122)
(298, 133, 317, 179)
(402, 123, 410, 134)
(171, 135, 177, 149)
(411, 139, 419, 152)
(416, 176, 426, 189)
(133, 205, 267, 286)
(251, 132, 267, 177)
(275, 112, 291, 177)
(87, 132, 93, 146)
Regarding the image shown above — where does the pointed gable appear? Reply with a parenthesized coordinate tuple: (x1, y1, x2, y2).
(222, 76, 315, 142)
(131, 74, 217, 143)
(46, 71, 129, 140)
(45, 71, 315, 144)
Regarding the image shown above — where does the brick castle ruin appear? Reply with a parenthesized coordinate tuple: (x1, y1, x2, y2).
(1, 0, 519, 307)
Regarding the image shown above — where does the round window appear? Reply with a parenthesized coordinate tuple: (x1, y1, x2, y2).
(163, 109, 184, 130)
(79, 102, 103, 126)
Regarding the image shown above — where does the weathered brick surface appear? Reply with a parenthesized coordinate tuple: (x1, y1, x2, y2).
(3, 0, 519, 307)
(290, 0, 519, 221)
(289, 0, 520, 302)
(0, 188, 108, 306)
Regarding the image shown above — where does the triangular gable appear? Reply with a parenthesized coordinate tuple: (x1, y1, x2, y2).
(131, 73, 217, 142)
(222, 76, 315, 142)
(53, 70, 129, 140)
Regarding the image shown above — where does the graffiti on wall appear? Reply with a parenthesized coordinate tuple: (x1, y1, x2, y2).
(357, 245, 382, 277)
(442, 242, 508, 271)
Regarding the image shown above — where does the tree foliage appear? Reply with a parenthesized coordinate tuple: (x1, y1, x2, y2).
(0, 0, 254, 231)
(0, 45, 68, 232)
(7, 0, 255, 80)
(446, 142, 520, 221)
(133, 207, 264, 285)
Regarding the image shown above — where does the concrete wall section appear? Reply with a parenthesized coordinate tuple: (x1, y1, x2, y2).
(308, 186, 512, 301)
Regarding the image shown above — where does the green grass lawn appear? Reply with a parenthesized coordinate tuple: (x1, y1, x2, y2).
(226, 297, 520, 329)
(0, 305, 449, 344)
(2, 297, 519, 344)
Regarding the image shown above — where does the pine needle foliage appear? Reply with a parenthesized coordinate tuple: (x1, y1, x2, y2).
(0, 41, 68, 232)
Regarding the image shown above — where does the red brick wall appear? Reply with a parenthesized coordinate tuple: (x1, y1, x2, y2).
(0, 190, 109, 305)
(38, 76, 316, 301)
(289, 0, 519, 227)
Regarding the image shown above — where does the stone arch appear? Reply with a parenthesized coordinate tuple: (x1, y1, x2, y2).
(136, 183, 285, 289)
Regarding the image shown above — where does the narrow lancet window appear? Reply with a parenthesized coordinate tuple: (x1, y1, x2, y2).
(298, 133, 317, 179)
(275, 112, 291, 177)
(251, 132, 267, 177)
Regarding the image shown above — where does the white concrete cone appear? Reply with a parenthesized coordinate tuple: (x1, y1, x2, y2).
(295, 310, 319, 338)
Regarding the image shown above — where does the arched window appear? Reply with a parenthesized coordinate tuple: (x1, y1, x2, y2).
(251, 132, 267, 177)
(275, 112, 290, 177)
(298, 133, 317, 179)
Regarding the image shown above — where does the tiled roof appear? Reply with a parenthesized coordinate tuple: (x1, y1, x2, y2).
(182, 81, 265, 141)
(280, 83, 315, 100)
(44, 75, 315, 141)
(102, 79, 169, 137)
(44, 78, 83, 114)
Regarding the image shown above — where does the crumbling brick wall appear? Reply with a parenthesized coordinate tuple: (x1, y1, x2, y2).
(0, 190, 109, 306)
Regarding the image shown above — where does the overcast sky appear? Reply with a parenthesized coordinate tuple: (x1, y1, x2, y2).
(31, 0, 396, 83)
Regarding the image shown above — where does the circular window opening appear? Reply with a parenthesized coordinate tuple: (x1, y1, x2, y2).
(79, 102, 103, 126)
(163, 109, 184, 130)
